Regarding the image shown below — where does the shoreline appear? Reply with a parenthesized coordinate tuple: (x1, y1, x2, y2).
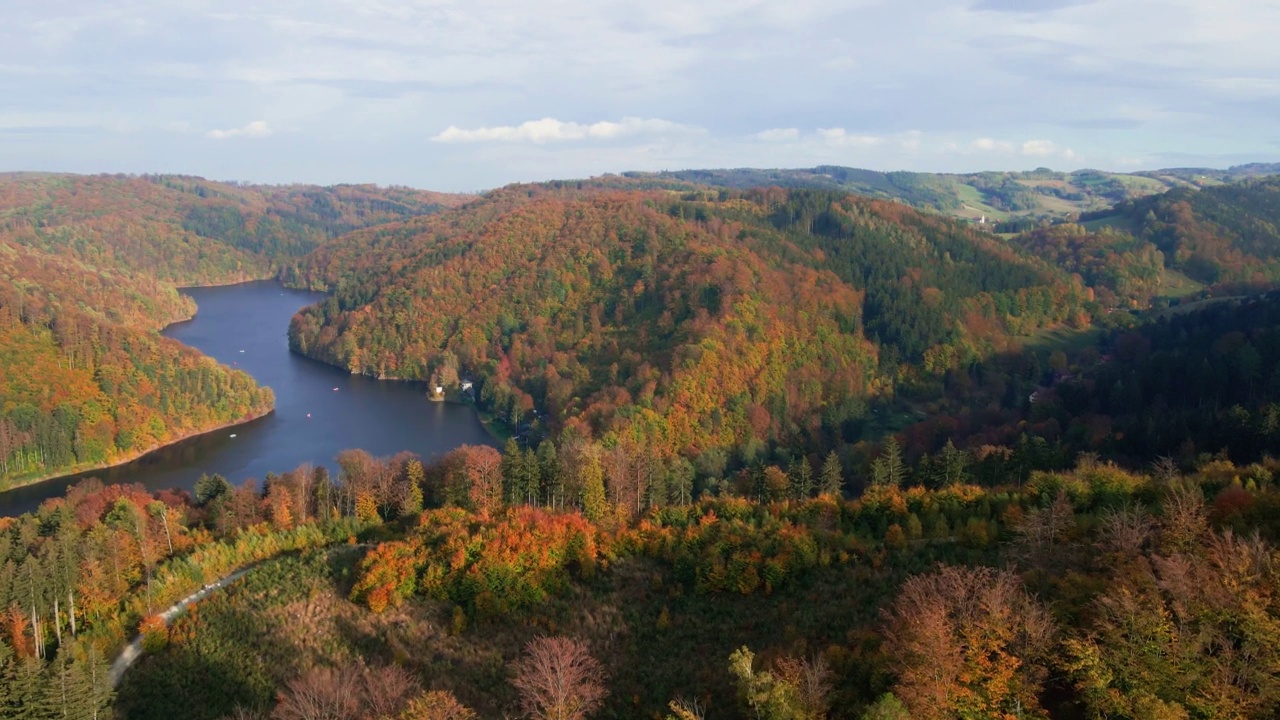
(1, 276, 286, 498)
(289, 342, 508, 446)
(0, 406, 275, 496)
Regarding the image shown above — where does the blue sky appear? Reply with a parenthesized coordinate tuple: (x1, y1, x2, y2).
(2, 0, 1278, 191)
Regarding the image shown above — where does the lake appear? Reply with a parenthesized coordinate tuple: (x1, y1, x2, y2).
(0, 280, 495, 516)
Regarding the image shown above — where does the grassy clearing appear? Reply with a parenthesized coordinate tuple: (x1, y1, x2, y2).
(1014, 326, 1103, 356)
(1157, 267, 1205, 298)
(952, 184, 1008, 221)
(1079, 214, 1138, 234)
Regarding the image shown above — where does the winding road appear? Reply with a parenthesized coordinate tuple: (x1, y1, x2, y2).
(108, 566, 254, 687)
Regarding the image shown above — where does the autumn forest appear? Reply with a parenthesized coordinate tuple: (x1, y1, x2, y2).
(4, 168, 1280, 719)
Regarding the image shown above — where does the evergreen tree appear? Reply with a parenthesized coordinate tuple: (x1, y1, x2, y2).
(820, 451, 844, 497)
(519, 447, 542, 506)
(939, 439, 969, 487)
(0, 642, 10, 710)
(668, 456, 695, 505)
(501, 438, 523, 505)
(193, 473, 232, 506)
(789, 457, 814, 500)
(312, 466, 335, 520)
(4, 654, 47, 719)
(537, 441, 561, 508)
(871, 437, 906, 487)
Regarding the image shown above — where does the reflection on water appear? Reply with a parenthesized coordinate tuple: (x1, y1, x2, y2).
(0, 280, 494, 516)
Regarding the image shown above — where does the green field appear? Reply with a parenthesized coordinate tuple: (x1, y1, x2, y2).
(1015, 325, 1103, 356)
(1157, 267, 1205, 298)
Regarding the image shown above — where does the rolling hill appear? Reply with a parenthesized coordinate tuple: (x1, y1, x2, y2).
(287, 182, 1090, 461)
(0, 174, 469, 489)
(629, 163, 1280, 225)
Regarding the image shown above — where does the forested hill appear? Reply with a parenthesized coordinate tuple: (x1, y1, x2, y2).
(1087, 176, 1280, 286)
(0, 174, 467, 490)
(0, 173, 470, 286)
(287, 183, 1088, 461)
(630, 163, 1278, 225)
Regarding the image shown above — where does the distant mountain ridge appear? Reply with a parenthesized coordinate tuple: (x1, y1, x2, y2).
(624, 163, 1280, 225)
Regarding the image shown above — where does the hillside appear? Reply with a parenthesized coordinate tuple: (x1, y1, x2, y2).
(0, 174, 468, 489)
(1086, 176, 1280, 286)
(0, 173, 469, 285)
(5, 428, 1279, 720)
(8, 172, 1280, 720)
(287, 184, 1089, 463)
(631, 163, 1280, 226)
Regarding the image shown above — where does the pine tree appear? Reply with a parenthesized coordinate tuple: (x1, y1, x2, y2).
(501, 438, 523, 505)
(519, 447, 542, 506)
(537, 441, 561, 508)
(819, 451, 843, 497)
(940, 439, 968, 487)
(789, 457, 814, 500)
(4, 654, 47, 719)
(43, 645, 73, 718)
(871, 437, 906, 487)
(0, 642, 11, 711)
(668, 457, 695, 505)
(71, 640, 113, 720)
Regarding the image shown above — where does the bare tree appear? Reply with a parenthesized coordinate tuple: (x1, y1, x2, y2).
(1097, 504, 1155, 557)
(360, 663, 420, 719)
(775, 654, 832, 718)
(271, 667, 362, 720)
(1012, 491, 1075, 572)
(511, 636, 608, 720)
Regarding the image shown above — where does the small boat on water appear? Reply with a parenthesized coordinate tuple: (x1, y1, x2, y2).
(229, 434, 237, 438)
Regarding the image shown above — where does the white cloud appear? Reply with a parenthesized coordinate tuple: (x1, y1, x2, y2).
(970, 137, 1015, 153)
(1020, 139, 1058, 156)
(755, 127, 800, 142)
(206, 120, 272, 140)
(431, 117, 699, 144)
(3, 0, 1278, 187)
(819, 128, 884, 147)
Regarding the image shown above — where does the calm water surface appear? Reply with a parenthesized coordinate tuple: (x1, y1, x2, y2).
(0, 280, 494, 516)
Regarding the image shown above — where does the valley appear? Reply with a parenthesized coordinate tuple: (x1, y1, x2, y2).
(4, 167, 1280, 720)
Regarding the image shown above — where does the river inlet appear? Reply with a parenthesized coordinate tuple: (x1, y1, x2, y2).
(0, 280, 495, 516)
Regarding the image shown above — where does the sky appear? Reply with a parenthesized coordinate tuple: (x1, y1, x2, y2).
(2, 0, 1279, 191)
